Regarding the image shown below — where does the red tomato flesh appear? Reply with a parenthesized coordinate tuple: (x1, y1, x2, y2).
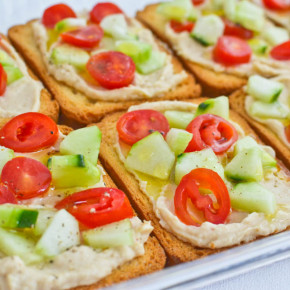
(117, 110, 170, 145)
(262, 0, 290, 10)
(223, 18, 254, 40)
(0, 184, 17, 204)
(42, 4, 76, 28)
(0, 64, 7, 96)
(55, 187, 134, 228)
(170, 20, 195, 33)
(61, 25, 104, 48)
(185, 114, 238, 154)
(213, 36, 252, 66)
(1, 157, 52, 200)
(0, 112, 59, 153)
(285, 125, 290, 143)
(192, 0, 206, 5)
(174, 168, 231, 226)
(87, 51, 135, 89)
(90, 2, 123, 24)
(270, 40, 290, 60)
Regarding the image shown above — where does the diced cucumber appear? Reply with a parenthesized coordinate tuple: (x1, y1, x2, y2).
(0, 205, 38, 229)
(263, 26, 289, 46)
(211, 0, 224, 10)
(48, 154, 100, 188)
(83, 219, 134, 249)
(116, 40, 152, 64)
(225, 147, 263, 182)
(98, 36, 116, 51)
(0, 50, 15, 67)
(247, 75, 284, 103)
(249, 101, 289, 119)
(248, 39, 268, 55)
(164, 110, 194, 129)
(224, 0, 237, 22)
(191, 15, 224, 46)
(36, 209, 80, 257)
(54, 17, 86, 33)
(34, 208, 56, 236)
(195, 96, 229, 119)
(166, 128, 193, 156)
(175, 148, 224, 184)
(136, 51, 166, 75)
(4, 66, 23, 85)
(236, 1, 264, 32)
(59, 126, 102, 165)
(0, 146, 14, 174)
(50, 45, 90, 70)
(125, 131, 175, 180)
(230, 182, 276, 214)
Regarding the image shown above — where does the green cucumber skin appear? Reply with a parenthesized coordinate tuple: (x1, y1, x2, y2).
(17, 210, 39, 228)
(192, 35, 211, 46)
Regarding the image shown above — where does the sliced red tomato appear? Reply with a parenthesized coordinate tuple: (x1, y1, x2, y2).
(1, 157, 51, 200)
(55, 187, 134, 228)
(192, 0, 206, 5)
(262, 0, 290, 10)
(185, 114, 238, 154)
(170, 20, 195, 33)
(174, 168, 231, 226)
(0, 183, 17, 204)
(213, 36, 252, 66)
(0, 112, 59, 153)
(285, 125, 290, 143)
(42, 4, 76, 28)
(0, 64, 7, 96)
(223, 18, 254, 40)
(90, 2, 123, 24)
(270, 40, 290, 60)
(117, 110, 170, 145)
(61, 25, 104, 48)
(87, 51, 135, 89)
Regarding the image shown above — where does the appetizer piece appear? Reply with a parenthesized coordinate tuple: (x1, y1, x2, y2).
(97, 97, 290, 264)
(137, 0, 290, 96)
(0, 113, 165, 289)
(8, 2, 200, 125)
(230, 74, 290, 168)
(0, 34, 58, 127)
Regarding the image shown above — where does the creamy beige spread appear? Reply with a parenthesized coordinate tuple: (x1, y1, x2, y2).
(245, 75, 290, 148)
(0, 39, 42, 118)
(116, 101, 290, 249)
(32, 17, 187, 102)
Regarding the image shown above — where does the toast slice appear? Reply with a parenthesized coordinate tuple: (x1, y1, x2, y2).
(8, 21, 200, 125)
(0, 34, 59, 128)
(229, 90, 290, 169)
(136, 3, 247, 97)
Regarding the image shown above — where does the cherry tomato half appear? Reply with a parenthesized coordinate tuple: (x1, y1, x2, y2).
(61, 25, 104, 48)
(90, 2, 123, 24)
(117, 110, 170, 145)
(1, 157, 52, 200)
(213, 36, 252, 66)
(174, 168, 231, 226)
(223, 18, 254, 40)
(0, 112, 59, 153)
(0, 183, 17, 204)
(270, 40, 290, 60)
(55, 187, 134, 228)
(262, 0, 290, 10)
(170, 20, 195, 33)
(185, 114, 238, 154)
(192, 0, 206, 5)
(87, 51, 135, 89)
(0, 64, 7, 96)
(42, 4, 76, 28)
(285, 125, 290, 143)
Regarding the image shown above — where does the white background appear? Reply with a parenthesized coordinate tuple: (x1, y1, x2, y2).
(1, 0, 290, 289)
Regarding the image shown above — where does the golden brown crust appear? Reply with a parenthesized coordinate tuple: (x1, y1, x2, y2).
(136, 3, 247, 97)
(230, 90, 290, 169)
(8, 21, 200, 125)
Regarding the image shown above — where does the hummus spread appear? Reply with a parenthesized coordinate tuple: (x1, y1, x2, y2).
(32, 17, 187, 102)
(116, 101, 290, 249)
(245, 75, 290, 148)
(0, 39, 42, 118)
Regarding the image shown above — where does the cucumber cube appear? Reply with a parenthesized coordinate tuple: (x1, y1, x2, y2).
(224, 0, 237, 22)
(54, 17, 86, 33)
(4, 66, 23, 85)
(248, 39, 268, 55)
(0, 146, 14, 174)
(230, 182, 276, 214)
(247, 75, 284, 103)
(136, 51, 166, 75)
(263, 26, 289, 46)
(83, 219, 134, 249)
(125, 131, 175, 180)
(34, 208, 56, 236)
(195, 96, 229, 119)
(249, 101, 289, 119)
(164, 110, 194, 129)
(0, 50, 14, 67)
(175, 148, 225, 184)
(166, 128, 193, 156)
(59, 126, 102, 165)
